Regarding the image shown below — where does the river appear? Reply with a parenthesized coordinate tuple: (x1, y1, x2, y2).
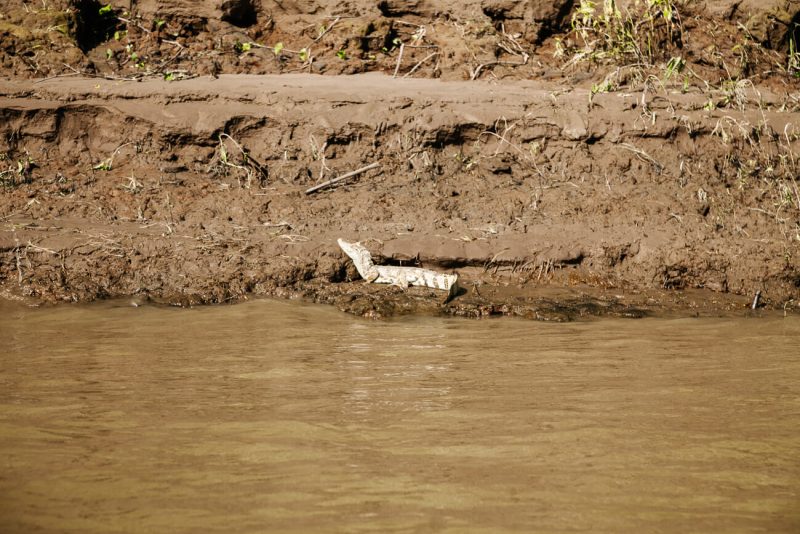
(1, 299, 798, 533)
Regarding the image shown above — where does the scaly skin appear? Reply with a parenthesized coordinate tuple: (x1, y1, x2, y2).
(338, 239, 459, 299)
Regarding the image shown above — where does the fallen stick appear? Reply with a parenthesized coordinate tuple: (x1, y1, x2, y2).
(392, 43, 405, 78)
(305, 162, 380, 194)
(403, 51, 439, 78)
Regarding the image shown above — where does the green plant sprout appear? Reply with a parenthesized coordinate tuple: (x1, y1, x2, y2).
(789, 37, 800, 76)
(664, 56, 685, 79)
(591, 80, 614, 95)
(0, 153, 37, 187)
(93, 143, 132, 172)
(210, 134, 268, 189)
(93, 159, 113, 171)
(234, 41, 252, 54)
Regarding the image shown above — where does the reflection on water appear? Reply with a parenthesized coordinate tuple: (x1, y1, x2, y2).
(1, 299, 799, 533)
(337, 322, 453, 417)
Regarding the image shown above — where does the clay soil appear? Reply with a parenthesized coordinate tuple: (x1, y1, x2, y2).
(1, 0, 799, 319)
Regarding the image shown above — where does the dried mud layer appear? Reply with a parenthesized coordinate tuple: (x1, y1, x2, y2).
(1, 0, 799, 319)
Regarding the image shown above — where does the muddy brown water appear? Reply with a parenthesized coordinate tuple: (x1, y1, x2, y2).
(1, 299, 799, 533)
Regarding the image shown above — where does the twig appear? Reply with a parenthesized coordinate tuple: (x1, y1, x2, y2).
(263, 221, 292, 229)
(403, 51, 439, 78)
(313, 16, 340, 43)
(117, 16, 151, 34)
(395, 20, 425, 28)
(155, 47, 185, 72)
(93, 141, 134, 171)
(162, 39, 184, 49)
(33, 72, 81, 84)
(470, 27, 529, 80)
(26, 241, 58, 254)
(618, 142, 663, 173)
(305, 162, 380, 194)
(0, 210, 21, 221)
(278, 234, 310, 243)
(216, 133, 268, 186)
(393, 43, 405, 78)
(470, 59, 527, 80)
(63, 62, 142, 82)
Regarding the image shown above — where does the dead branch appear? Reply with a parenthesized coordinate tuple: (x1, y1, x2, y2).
(305, 162, 381, 194)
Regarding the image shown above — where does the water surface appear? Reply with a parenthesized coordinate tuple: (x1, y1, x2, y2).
(1, 299, 799, 533)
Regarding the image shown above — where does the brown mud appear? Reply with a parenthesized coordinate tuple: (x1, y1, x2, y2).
(1, 1, 800, 319)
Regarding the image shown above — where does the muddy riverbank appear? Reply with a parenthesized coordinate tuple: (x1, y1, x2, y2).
(1, 1, 799, 318)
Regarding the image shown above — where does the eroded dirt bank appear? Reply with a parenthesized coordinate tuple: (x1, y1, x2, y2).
(2, 0, 800, 318)
(1, 73, 798, 318)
